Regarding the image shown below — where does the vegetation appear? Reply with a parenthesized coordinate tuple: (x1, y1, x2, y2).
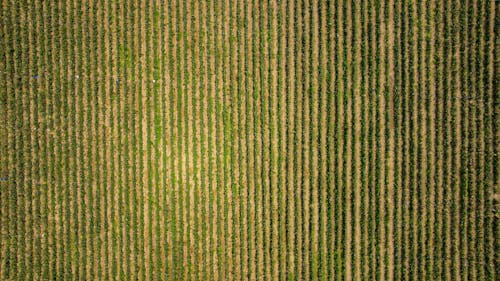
(0, 0, 497, 280)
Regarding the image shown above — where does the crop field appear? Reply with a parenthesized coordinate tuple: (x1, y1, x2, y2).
(0, 0, 498, 280)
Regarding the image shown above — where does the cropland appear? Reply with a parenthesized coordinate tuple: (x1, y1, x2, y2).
(0, 0, 498, 280)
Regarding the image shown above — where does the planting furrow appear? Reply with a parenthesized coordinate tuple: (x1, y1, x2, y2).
(309, 0, 320, 278)
(245, 1, 258, 279)
(0, 2, 11, 279)
(159, 1, 171, 279)
(180, 0, 192, 277)
(15, 3, 28, 279)
(227, 1, 240, 280)
(214, 0, 227, 279)
(409, 0, 420, 278)
(344, 0, 354, 279)
(474, 2, 488, 279)
(359, 1, 369, 279)
(52, 1, 66, 277)
(352, 0, 363, 278)
(207, 0, 217, 279)
(484, 0, 496, 278)
(165, 0, 176, 277)
(425, 0, 437, 279)
(301, 0, 312, 279)
(385, 0, 396, 278)
(465, 2, 479, 279)
(269, 0, 279, 279)
(126, 1, 139, 279)
(207, 1, 219, 279)
(116, 0, 129, 277)
(433, 0, 446, 278)
(378, 0, 390, 279)
(326, 0, 338, 278)
(252, 0, 265, 278)
(110, 0, 122, 278)
(132, 0, 143, 278)
(402, 2, 413, 278)
(24, 1, 37, 278)
(7, 3, 20, 279)
(458, 1, 470, 278)
(191, 1, 203, 279)
(443, 2, 454, 278)
(318, 1, 330, 279)
(285, 0, 297, 279)
(366, 1, 378, 278)
(260, 0, 272, 279)
(334, 2, 346, 279)
(199, 0, 211, 279)
(0, 2, 6, 276)
(451, 1, 463, 279)
(392, 0, 404, 279)
(292, 0, 304, 278)
(139, 1, 151, 279)
(277, 1, 288, 279)
(72, 0, 87, 277)
(64, 0, 79, 276)
(101, 0, 114, 278)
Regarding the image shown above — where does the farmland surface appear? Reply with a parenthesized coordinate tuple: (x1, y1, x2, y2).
(0, 0, 498, 280)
